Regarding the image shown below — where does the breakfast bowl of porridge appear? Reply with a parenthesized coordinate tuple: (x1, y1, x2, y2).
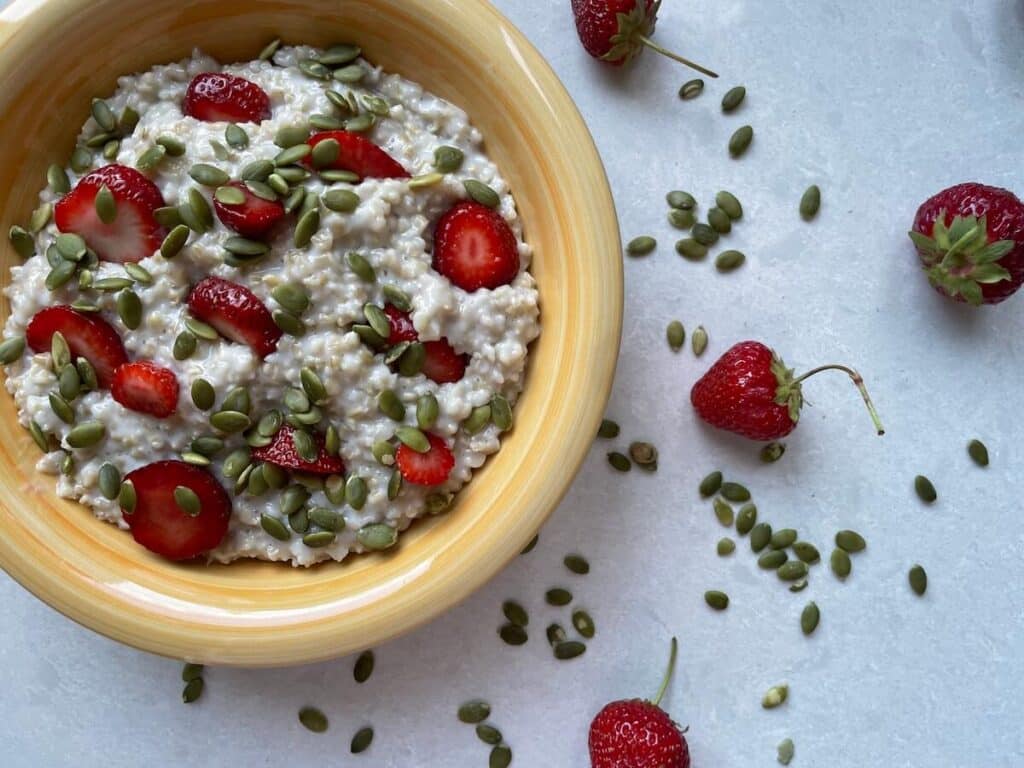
(0, 0, 621, 665)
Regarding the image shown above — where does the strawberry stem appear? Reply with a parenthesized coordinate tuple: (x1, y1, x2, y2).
(637, 35, 719, 78)
(791, 364, 885, 436)
(651, 636, 678, 708)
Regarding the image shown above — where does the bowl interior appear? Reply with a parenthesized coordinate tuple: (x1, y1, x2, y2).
(0, 0, 621, 665)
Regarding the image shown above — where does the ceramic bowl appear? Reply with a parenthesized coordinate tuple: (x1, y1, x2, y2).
(0, 0, 621, 666)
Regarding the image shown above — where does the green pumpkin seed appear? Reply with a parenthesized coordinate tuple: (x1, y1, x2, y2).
(433, 146, 465, 173)
(46, 163, 71, 195)
(458, 700, 491, 724)
(154, 134, 185, 157)
(915, 475, 937, 503)
(967, 439, 989, 467)
(362, 94, 390, 116)
(243, 177, 279, 199)
(85, 132, 115, 149)
(721, 85, 746, 112)
(665, 320, 685, 351)
(153, 207, 183, 231)
(258, 37, 282, 61)
(757, 546, 787, 568)
(189, 163, 229, 187)
(45, 245, 62, 268)
(290, 429, 316, 462)
(699, 470, 723, 497)
(667, 190, 696, 210)
(715, 249, 746, 272)
(210, 410, 251, 433)
(28, 420, 49, 452)
(170, 330, 197, 361)
(173, 485, 201, 516)
(59, 451, 74, 476)
(756, 443, 785, 465)
(388, 470, 402, 500)
(66, 420, 105, 448)
(309, 506, 346, 532)
(272, 310, 306, 337)
(222, 449, 252, 480)
(563, 554, 590, 575)
(379, 286, 410, 314)
(358, 523, 397, 551)
(266, 285, 307, 316)
(770, 528, 797, 550)
(572, 610, 596, 640)
(626, 235, 657, 257)
(333, 64, 365, 84)
(212, 185, 245, 206)
(717, 537, 736, 556)
(299, 58, 332, 79)
(281, 187, 305, 215)
(0, 336, 25, 365)
(116, 479, 136, 513)
(70, 299, 99, 313)
(554, 641, 586, 661)
(353, 650, 374, 683)
(275, 144, 312, 167)
(597, 418, 620, 439)
(277, 483, 310, 516)
(346, 251, 376, 282)
(476, 724, 502, 746)
(835, 530, 866, 553)
(545, 588, 572, 606)
(778, 738, 795, 766)
(48, 392, 74, 424)
(223, 237, 270, 258)
(412, 394, 439, 430)
(350, 726, 373, 754)
(322, 188, 361, 212)
(762, 684, 788, 709)
(464, 405, 492, 435)
(707, 207, 732, 234)
(91, 185, 118, 225)
(691, 327, 709, 358)
(29, 203, 53, 233)
(284, 388, 310, 414)
(8, 226, 35, 259)
(830, 548, 852, 579)
(294, 208, 320, 248)
(678, 78, 704, 99)
(728, 125, 754, 157)
(297, 368, 326, 405)
(50, 332, 71, 370)
(778, 560, 808, 581)
(691, 223, 719, 247)
(720, 482, 750, 502)
(259, 514, 290, 541)
(731, 503, 756, 535)
(398, 342, 425, 376)
(345, 476, 368, 510)
(715, 191, 743, 220)
(91, 277, 133, 293)
(182, 677, 204, 704)
(371, 441, 396, 466)
(191, 436, 224, 457)
(311, 138, 341, 169)
(282, 504, 307, 533)
(705, 590, 729, 610)
(801, 602, 819, 636)
(316, 474, 341, 505)
(91, 98, 117, 132)
(668, 208, 695, 230)
(463, 179, 500, 208)
(675, 237, 708, 261)
(303, 530, 337, 548)
(545, 622, 567, 645)
(713, 498, 734, 527)
(502, 599, 529, 627)
(221, 386, 250, 415)
(345, 113, 376, 133)
(121, 264, 152, 286)
(277, 166, 313, 184)
(159, 224, 190, 259)
(224, 123, 249, 149)
(395, 426, 430, 453)
(298, 706, 328, 732)
(487, 394, 512, 431)
(116, 289, 142, 329)
(376, 389, 405, 421)
(181, 662, 203, 683)
(629, 442, 657, 469)
(56, 233, 87, 260)
(800, 185, 821, 220)
(210, 142, 229, 164)
(909, 564, 927, 596)
(136, 145, 168, 170)
(76, 358, 98, 392)
(607, 452, 631, 472)
(309, 113, 345, 131)
(70, 147, 93, 173)
(792, 541, 820, 564)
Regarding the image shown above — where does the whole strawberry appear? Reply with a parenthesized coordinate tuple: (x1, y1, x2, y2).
(571, 0, 717, 77)
(909, 182, 1024, 305)
(589, 638, 690, 768)
(690, 341, 884, 441)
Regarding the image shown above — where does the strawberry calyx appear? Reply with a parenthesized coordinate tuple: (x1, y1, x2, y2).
(909, 210, 1014, 306)
(603, 0, 718, 77)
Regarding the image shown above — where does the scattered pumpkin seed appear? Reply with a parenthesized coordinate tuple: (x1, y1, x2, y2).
(50, 332, 71, 370)
(92, 184, 117, 224)
(191, 436, 224, 457)
(322, 188, 361, 213)
(735, 503, 757, 535)
(967, 439, 989, 467)
(830, 548, 852, 579)
(699, 470, 723, 497)
(333, 64, 365, 83)
(66, 420, 105, 448)
(173, 486, 201, 517)
(268, 284, 308, 316)
(299, 58, 332, 79)
(116, 289, 142, 329)
(92, 277, 133, 292)
(298, 706, 328, 733)
(29, 203, 53, 233)
(607, 451, 631, 472)
(713, 498, 735, 527)
(598, 418, 620, 439)
(800, 185, 821, 220)
(800, 601, 820, 636)
(189, 379, 216, 412)
(396, 426, 430, 453)
(181, 662, 203, 683)
(48, 392, 74, 424)
(668, 208, 696, 229)
(85, 132, 115, 149)
(56, 233, 87, 260)
(58, 364, 81, 400)
(302, 530, 337, 548)
(123, 263, 152, 286)
(8, 226, 35, 259)
(689, 224, 719, 250)
(345, 113, 377, 133)
(77, 359, 98, 391)
(160, 225, 190, 258)
(264, 174, 289, 196)
(277, 165, 313, 184)
(546, 623, 567, 646)
(433, 145, 465, 173)
(258, 37, 282, 61)
(358, 523, 397, 551)
(273, 310, 306, 336)
(397, 342, 425, 375)
(717, 537, 736, 556)
(490, 394, 513, 431)
(345, 476, 368, 510)
(521, 534, 539, 555)
(223, 237, 270, 258)
(308, 506, 345, 532)
(835, 530, 866, 553)
(678, 78, 704, 99)
(70, 147, 93, 173)
(377, 389, 405, 421)
(503, 600, 529, 627)
(362, 94, 390, 116)
(729, 125, 754, 157)
(458, 700, 491, 724)
(707, 207, 732, 234)
(213, 185, 246, 206)
(770, 528, 797, 549)
(758, 550, 788, 569)
(720, 482, 750, 502)
(276, 144, 313, 168)
(564, 554, 590, 575)
(28, 420, 49, 453)
(117, 479, 137, 513)
(554, 641, 586, 661)
(629, 441, 658, 469)
(220, 387, 251, 416)
(224, 123, 249, 149)
(705, 590, 729, 610)
(90, 98, 117, 132)
(572, 610, 596, 640)
(259, 514, 290, 541)
(721, 85, 746, 112)
(777, 738, 795, 766)
(150, 136, 184, 158)
(464, 404, 492, 435)
(762, 684, 788, 709)
(350, 727, 373, 754)
(299, 367, 326, 405)
(778, 561, 808, 581)
(0, 336, 25, 365)
(545, 588, 572, 606)
(182, 677, 203, 704)
(309, 113, 345, 131)
(667, 191, 697, 210)
(153, 205, 183, 230)
(792, 541, 821, 564)
(909, 564, 927, 596)
(210, 410, 251, 433)
(352, 650, 374, 683)
(189, 163, 229, 187)
(46, 163, 71, 195)
(476, 724, 502, 746)
(413, 393, 439, 430)
(715, 249, 746, 272)
(915, 474, 937, 503)
(294, 208, 320, 247)
(311, 137, 341, 169)
(666, 320, 685, 351)
(347, 251, 376, 281)
(627, 235, 657, 257)
(463, 179, 500, 208)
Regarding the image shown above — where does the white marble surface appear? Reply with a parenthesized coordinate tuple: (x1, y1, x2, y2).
(2, 1, 1023, 766)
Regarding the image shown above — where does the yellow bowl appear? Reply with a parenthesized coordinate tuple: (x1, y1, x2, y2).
(0, 0, 621, 666)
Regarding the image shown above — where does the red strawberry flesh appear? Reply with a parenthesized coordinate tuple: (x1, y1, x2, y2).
(183, 72, 271, 123)
(432, 201, 520, 292)
(112, 360, 179, 418)
(305, 130, 409, 180)
(250, 425, 345, 475)
(395, 432, 455, 486)
(187, 276, 282, 359)
(213, 181, 286, 239)
(420, 340, 467, 384)
(25, 306, 128, 388)
(384, 305, 418, 344)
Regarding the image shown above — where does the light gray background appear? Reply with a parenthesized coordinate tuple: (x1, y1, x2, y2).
(2, 1, 1023, 766)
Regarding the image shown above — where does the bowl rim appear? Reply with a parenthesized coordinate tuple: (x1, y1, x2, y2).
(0, 0, 622, 666)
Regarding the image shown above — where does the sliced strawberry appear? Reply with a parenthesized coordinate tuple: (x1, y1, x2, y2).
(213, 181, 286, 239)
(25, 306, 128, 388)
(54, 164, 166, 264)
(183, 72, 271, 123)
(432, 201, 519, 291)
(305, 130, 410, 180)
(421, 339, 468, 384)
(111, 361, 179, 418)
(395, 433, 455, 486)
(122, 460, 231, 561)
(384, 304, 418, 344)
(187, 276, 282, 359)
(250, 425, 346, 475)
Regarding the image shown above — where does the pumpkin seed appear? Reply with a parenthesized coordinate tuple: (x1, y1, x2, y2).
(91, 277, 133, 293)
(172, 485, 200, 516)
(303, 530, 337, 548)
(149, 135, 184, 159)
(182, 676, 204, 704)
(777, 738, 795, 766)
(70, 299, 99, 314)
(290, 429, 316, 462)
(44, 163, 70, 195)
(376, 389, 405, 421)
(29, 203, 53, 233)
(731, 504, 756, 536)
(311, 137, 340, 169)
(224, 123, 249, 149)
(626, 235, 657, 257)
(715, 191, 743, 220)
(762, 684, 788, 709)
(0, 336, 25, 365)
(757, 443, 786, 464)
(298, 706, 328, 733)
(273, 310, 306, 337)
(464, 404, 492, 435)
(629, 441, 657, 469)
(191, 436, 224, 457)
(713, 498, 734, 526)
(370, 441, 396, 467)
(115, 479, 136, 513)
(223, 237, 270, 258)
(707, 207, 732, 234)
(387, 470, 402, 500)
(56, 365, 81, 401)
(692, 223, 719, 247)
(47, 333, 70, 373)
(28, 420, 49, 453)
(158, 224, 189, 259)
(717, 537, 736, 556)
(667, 190, 697, 210)
(277, 165, 313, 184)
(564, 554, 590, 575)
(425, 492, 453, 515)
(597, 418, 620, 439)
(353, 650, 374, 683)
(116, 289, 142, 329)
(284, 388, 310, 414)
(380, 285, 411, 313)
(967, 439, 989, 467)
(211, 185, 244, 206)
(800, 185, 821, 219)
(699, 470, 723, 497)
(345, 113, 376, 133)
(294, 208, 320, 247)
(830, 548, 852, 579)
(721, 85, 746, 112)
(909, 564, 927, 596)
(308, 506, 345, 532)
(188, 163, 229, 187)
(221, 386, 251, 416)
(705, 590, 729, 610)
(398, 342, 425, 375)
(257, 514, 289, 541)
(45, 245, 62, 268)
(792, 541, 821, 564)
(914, 475, 937, 503)
(415, 394, 439, 430)
(801, 602, 820, 636)
(759, 549, 787, 569)
(395, 426, 430, 453)
(778, 561, 808, 581)
(258, 37, 281, 61)
(345, 476, 368, 510)
(476, 724, 502, 746)
(333, 64, 365, 83)
(222, 448, 252, 481)
(668, 208, 695, 230)
(322, 188, 360, 212)
(350, 727, 373, 754)
(85, 132, 115, 149)
(347, 252, 375, 282)
(458, 700, 491, 724)
(571, 611, 597, 641)
(433, 146, 465, 173)
(607, 452, 631, 472)
(77, 358, 98, 391)
(59, 451, 74, 476)
(265, 286, 307, 317)
(770, 528, 797, 549)
(299, 58, 332, 79)
(362, 94, 390, 116)
(90, 185, 118, 225)
(503, 600, 529, 627)
(691, 327, 709, 357)
(210, 410, 251, 433)
(309, 113, 345, 131)
(297, 368, 326, 405)
(8, 226, 35, 259)
(279, 187, 304, 215)
(187, 379, 216, 413)
(545, 623, 567, 646)
(70, 147, 93, 173)
(665, 320, 686, 351)
(358, 523, 397, 551)
(90, 98, 117, 132)
(153, 206, 183, 231)
(275, 144, 312, 167)
(545, 588, 572, 606)
(835, 530, 866, 553)
(554, 641, 586, 661)
(715, 249, 746, 272)
(181, 662, 203, 683)
(66, 420, 105, 448)
(323, 424, 340, 456)
(678, 78, 704, 99)
(282, 504, 307, 533)
(463, 179, 500, 208)
(120, 264, 151, 287)
(728, 125, 754, 157)
(56, 233, 87, 260)
(676, 237, 708, 260)
(48, 392, 74, 424)
(720, 482, 750, 502)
